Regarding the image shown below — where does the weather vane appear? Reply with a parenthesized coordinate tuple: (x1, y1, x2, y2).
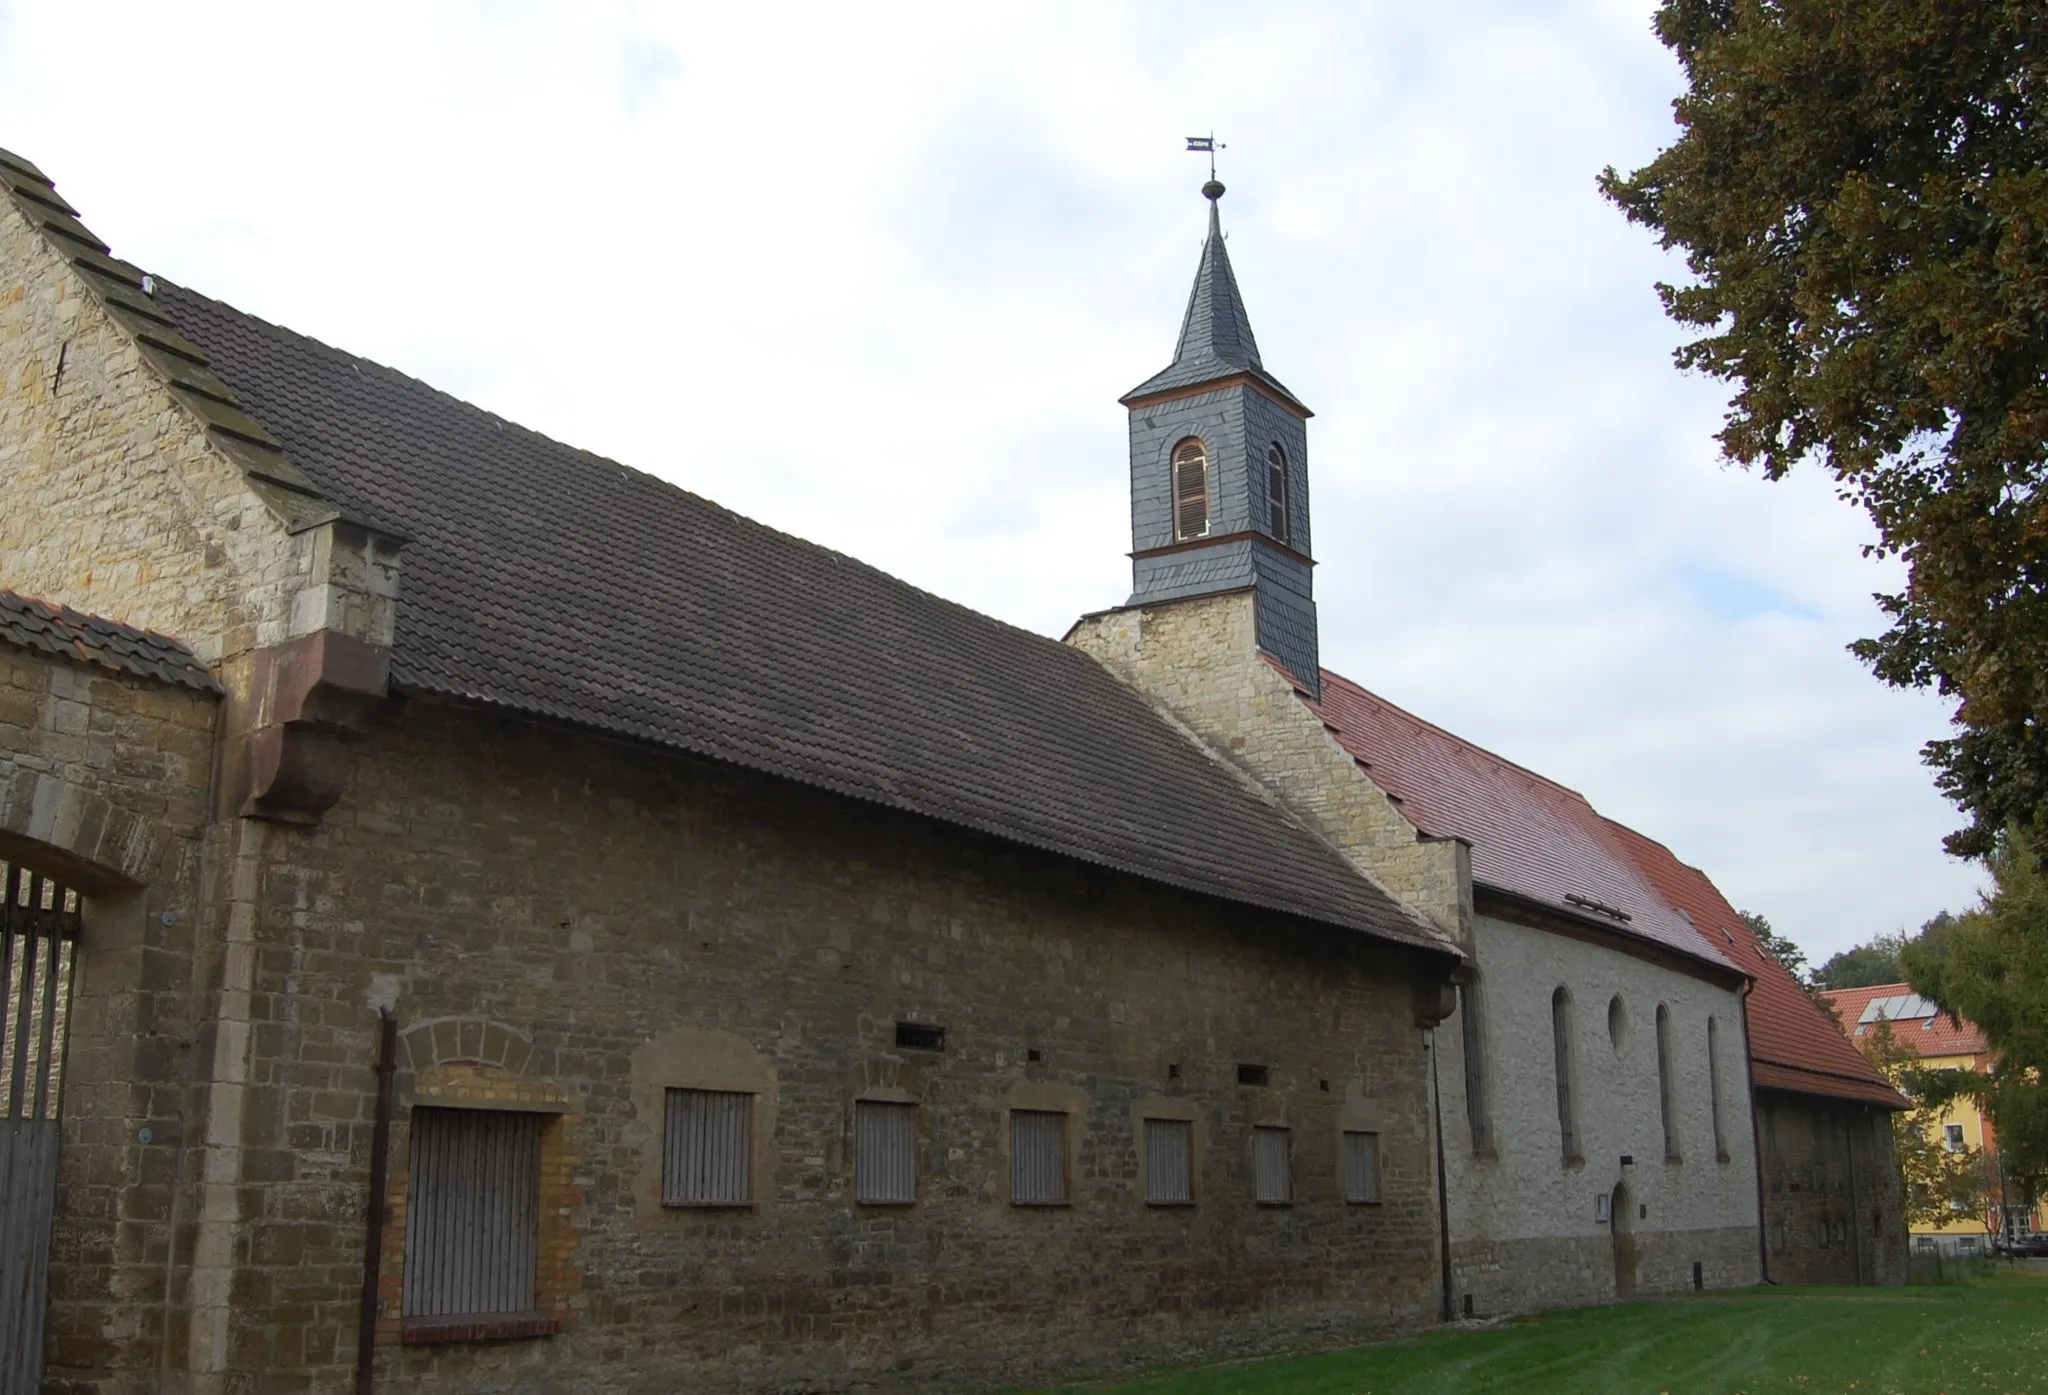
(1186, 132, 1226, 192)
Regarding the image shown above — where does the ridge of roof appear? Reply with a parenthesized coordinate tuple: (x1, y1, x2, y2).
(1300, 667, 1734, 973)
(142, 278, 1458, 962)
(0, 589, 221, 694)
(1122, 196, 1308, 412)
(0, 147, 397, 542)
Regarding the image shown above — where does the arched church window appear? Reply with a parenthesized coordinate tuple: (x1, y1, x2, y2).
(1552, 986, 1581, 1162)
(1267, 443, 1289, 544)
(1656, 1003, 1681, 1162)
(1172, 438, 1210, 541)
(1459, 977, 1493, 1155)
(1708, 1016, 1729, 1162)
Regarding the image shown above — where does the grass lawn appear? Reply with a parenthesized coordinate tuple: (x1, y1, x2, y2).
(1029, 1270, 2048, 1395)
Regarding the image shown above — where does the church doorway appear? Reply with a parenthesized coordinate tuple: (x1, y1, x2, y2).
(1611, 1181, 1638, 1298)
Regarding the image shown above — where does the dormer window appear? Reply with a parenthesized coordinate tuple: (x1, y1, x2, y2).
(1172, 438, 1210, 541)
(1266, 443, 1289, 544)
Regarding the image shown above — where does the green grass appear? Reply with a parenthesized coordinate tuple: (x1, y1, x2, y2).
(1030, 1271, 2048, 1395)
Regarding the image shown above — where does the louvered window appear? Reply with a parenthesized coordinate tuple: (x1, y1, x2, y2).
(403, 1108, 541, 1318)
(855, 1100, 917, 1205)
(1011, 1109, 1068, 1205)
(1172, 438, 1210, 541)
(1552, 987, 1581, 1161)
(1342, 1130, 1381, 1204)
(663, 1088, 752, 1206)
(1656, 1004, 1681, 1162)
(1266, 443, 1289, 543)
(1252, 1126, 1291, 1204)
(1144, 1118, 1194, 1205)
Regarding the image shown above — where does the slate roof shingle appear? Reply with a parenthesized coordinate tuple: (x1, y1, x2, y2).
(0, 589, 222, 694)
(1301, 668, 1736, 975)
(1606, 821, 1905, 1109)
(147, 282, 1455, 959)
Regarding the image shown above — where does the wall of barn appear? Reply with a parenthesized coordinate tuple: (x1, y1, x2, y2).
(222, 695, 1448, 1395)
(0, 647, 221, 1395)
(1438, 911, 1760, 1316)
(1757, 1091, 1908, 1286)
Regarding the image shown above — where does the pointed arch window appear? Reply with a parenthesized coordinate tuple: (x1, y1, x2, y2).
(1552, 986, 1580, 1162)
(1708, 1016, 1730, 1162)
(1172, 438, 1210, 541)
(1266, 443, 1289, 544)
(1656, 1004, 1681, 1162)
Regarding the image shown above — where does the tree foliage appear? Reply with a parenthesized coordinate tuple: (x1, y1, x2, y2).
(1816, 932, 1907, 989)
(1602, 2, 2048, 857)
(1904, 831, 2048, 1210)
(1858, 1018, 1994, 1227)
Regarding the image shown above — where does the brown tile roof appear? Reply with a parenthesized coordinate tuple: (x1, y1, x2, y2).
(132, 281, 1454, 959)
(0, 590, 221, 694)
(1605, 822, 1906, 1109)
(1301, 669, 1736, 975)
(1823, 982, 1989, 1059)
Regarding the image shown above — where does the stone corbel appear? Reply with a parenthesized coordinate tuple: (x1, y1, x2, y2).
(1412, 971, 1459, 1029)
(229, 629, 390, 825)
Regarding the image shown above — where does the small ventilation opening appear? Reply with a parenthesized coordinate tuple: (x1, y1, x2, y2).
(1166, 1062, 1181, 1080)
(894, 1022, 945, 1053)
(1462, 1294, 1474, 1318)
(1692, 1260, 1703, 1291)
(1236, 1063, 1269, 1087)
(1319, 1079, 1330, 1093)
(1025, 1047, 1042, 1063)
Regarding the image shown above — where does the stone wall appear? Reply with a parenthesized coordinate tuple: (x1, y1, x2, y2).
(218, 696, 1449, 1394)
(1066, 591, 1468, 940)
(1438, 911, 1760, 1314)
(0, 646, 221, 1394)
(1758, 1091, 1908, 1286)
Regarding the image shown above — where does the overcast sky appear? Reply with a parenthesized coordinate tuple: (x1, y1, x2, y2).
(1, 0, 1986, 961)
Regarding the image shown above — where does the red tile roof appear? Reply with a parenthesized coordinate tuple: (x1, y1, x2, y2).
(0, 589, 221, 694)
(1605, 822, 1905, 1109)
(1303, 669, 1735, 974)
(1822, 982, 1989, 1059)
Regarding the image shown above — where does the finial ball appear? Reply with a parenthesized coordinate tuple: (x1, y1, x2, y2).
(1202, 179, 1226, 202)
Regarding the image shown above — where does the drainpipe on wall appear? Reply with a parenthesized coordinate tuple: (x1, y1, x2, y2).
(1429, 1028, 1453, 1323)
(356, 1008, 398, 1395)
(1738, 982, 1773, 1284)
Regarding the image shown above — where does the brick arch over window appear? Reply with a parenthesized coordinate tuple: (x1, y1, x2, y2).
(397, 1017, 549, 1081)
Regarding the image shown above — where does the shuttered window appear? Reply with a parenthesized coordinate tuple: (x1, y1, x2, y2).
(1172, 439, 1210, 541)
(1144, 1118, 1194, 1205)
(855, 1100, 917, 1205)
(1342, 1130, 1381, 1204)
(663, 1088, 752, 1207)
(1011, 1109, 1068, 1205)
(403, 1108, 541, 1318)
(1252, 1126, 1291, 1204)
(1266, 443, 1289, 543)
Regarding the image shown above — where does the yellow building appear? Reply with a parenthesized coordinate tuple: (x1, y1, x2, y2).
(1823, 983, 2042, 1252)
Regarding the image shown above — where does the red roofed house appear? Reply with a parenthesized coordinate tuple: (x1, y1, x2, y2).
(1823, 983, 2043, 1253)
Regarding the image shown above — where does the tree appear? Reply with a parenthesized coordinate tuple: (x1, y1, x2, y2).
(1904, 831, 2048, 1215)
(1858, 1017, 1991, 1228)
(1738, 910, 1835, 1014)
(1600, 3, 2048, 858)
(1815, 932, 1906, 990)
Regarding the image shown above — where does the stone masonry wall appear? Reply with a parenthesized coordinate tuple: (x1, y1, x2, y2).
(0, 647, 221, 1395)
(225, 696, 1449, 1395)
(1759, 1091, 1908, 1286)
(1066, 591, 1468, 940)
(1439, 912, 1760, 1314)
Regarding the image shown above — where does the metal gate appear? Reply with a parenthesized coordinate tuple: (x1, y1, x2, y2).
(0, 861, 81, 1395)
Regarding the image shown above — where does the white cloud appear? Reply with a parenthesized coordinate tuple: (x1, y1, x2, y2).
(0, 0, 1982, 958)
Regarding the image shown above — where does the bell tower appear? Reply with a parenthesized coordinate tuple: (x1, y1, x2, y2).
(1120, 178, 1321, 695)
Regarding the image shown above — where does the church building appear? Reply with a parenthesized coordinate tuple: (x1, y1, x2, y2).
(0, 144, 1901, 1395)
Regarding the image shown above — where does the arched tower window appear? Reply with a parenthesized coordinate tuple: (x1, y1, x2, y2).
(1552, 986, 1580, 1162)
(1266, 443, 1289, 544)
(1656, 1003, 1681, 1162)
(1172, 438, 1210, 541)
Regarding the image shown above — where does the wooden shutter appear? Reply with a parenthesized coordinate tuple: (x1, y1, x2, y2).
(1172, 440, 1209, 541)
(1342, 1130, 1381, 1204)
(1144, 1118, 1193, 1205)
(403, 1108, 541, 1318)
(664, 1088, 752, 1206)
(855, 1100, 917, 1204)
(1252, 1126, 1291, 1204)
(1010, 1110, 1067, 1205)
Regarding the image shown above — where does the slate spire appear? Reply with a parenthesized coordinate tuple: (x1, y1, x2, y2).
(1122, 181, 1305, 411)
